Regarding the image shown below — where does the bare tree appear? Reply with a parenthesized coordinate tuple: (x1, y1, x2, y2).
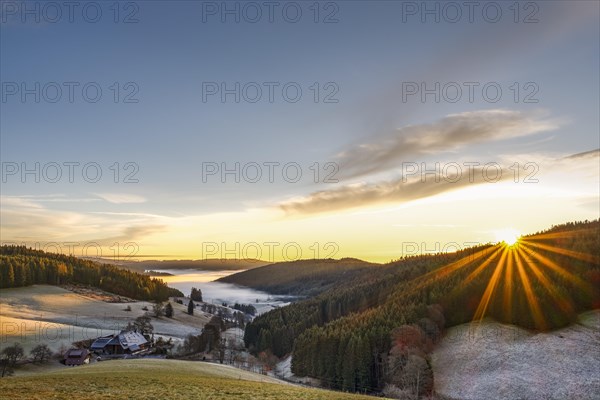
(30, 344, 52, 364)
(1, 343, 24, 377)
(399, 354, 433, 398)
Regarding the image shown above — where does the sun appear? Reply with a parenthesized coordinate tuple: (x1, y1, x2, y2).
(495, 228, 521, 246)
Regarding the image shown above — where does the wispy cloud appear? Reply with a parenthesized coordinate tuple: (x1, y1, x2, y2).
(4, 194, 101, 204)
(562, 148, 600, 160)
(336, 110, 559, 179)
(94, 193, 147, 204)
(0, 195, 164, 246)
(280, 148, 598, 216)
(279, 166, 501, 215)
(86, 225, 168, 247)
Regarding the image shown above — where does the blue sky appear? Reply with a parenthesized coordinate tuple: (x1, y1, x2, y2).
(1, 1, 599, 261)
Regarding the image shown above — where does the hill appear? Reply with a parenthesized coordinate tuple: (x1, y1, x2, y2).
(111, 258, 270, 273)
(432, 311, 600, 399)
(218, 258, 381, 297)
(1, 359, 375, 400)
(0, 246, 183, 301)
(243, 220, 600, 395)
(0, 285, 211, 354)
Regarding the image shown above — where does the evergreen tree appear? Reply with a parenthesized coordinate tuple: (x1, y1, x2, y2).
(7, 264, 14, 288)
(165, 302, 174, 318)
(190, 287, 203, 302)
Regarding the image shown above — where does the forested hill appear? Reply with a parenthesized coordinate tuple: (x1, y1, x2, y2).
(0, 246, 183, 301)
(218, 258, 381, 297)
(244, 220, 600, 395)
(117, 258, 270, 273)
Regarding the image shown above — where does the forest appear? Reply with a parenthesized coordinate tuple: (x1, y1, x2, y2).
(244, 220, 600, 395)
(219, 258, 381, 297)
(0, 245, 183, 301)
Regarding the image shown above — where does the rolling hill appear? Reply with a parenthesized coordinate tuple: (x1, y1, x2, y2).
(0, 246, 184, 301)
(1, 359, 375, 400)
(218, 258, 382, 297)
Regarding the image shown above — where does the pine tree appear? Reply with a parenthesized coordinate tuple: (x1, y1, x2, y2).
(7, 264, 15, 287)
(187, 299, 195, 315)
(190, 287, 203, 302)
(165, 302, 174, 318)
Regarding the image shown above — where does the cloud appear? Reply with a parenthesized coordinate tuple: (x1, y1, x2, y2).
(279, 166, 507, 215)
(0, 196, 103, 241)
(3, 194, 102, 204)
(94, 193, 147, 204)
(280, 148, 599, 216)
(0, 195, 165, 247)
(562, 148, 600, 160)
(86, 225, 168, 247)
(336, 110, 559, 179)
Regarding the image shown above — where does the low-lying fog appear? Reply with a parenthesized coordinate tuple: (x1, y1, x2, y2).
(152, 269, 293, 315)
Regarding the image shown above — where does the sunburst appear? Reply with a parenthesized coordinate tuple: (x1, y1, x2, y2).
(433, 225, 598, 331)
(494, 228, 521, 247)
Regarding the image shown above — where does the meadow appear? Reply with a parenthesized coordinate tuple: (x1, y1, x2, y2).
(0, 359, 376, 400)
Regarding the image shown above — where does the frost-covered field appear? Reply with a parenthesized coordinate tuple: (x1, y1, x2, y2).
(432, 311, 600, 400)
(0, 285, 210, 354)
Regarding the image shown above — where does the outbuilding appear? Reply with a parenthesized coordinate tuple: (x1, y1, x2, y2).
(64, 348, 91, 366)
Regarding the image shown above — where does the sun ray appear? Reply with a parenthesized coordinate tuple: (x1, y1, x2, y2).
(520, 240, 600, 264)
(502, 249, 515, 322)
(463, 246, 503, 287)
(516, 247, 575, 316)
(514, 250, 546, 330)
(525, 229, 598, 241)
(408, 245, 498, 293)
(473, 247, 508, 322)
(519, 243, 593, 292)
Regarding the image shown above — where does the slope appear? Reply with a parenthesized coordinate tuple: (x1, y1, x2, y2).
(218, 258, 381, 297)
(1, 358, 376, 400)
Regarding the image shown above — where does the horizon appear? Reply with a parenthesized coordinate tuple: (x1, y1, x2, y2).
(3, 217, 597, 264)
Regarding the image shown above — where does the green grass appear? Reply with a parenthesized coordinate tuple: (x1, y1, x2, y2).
(1, 359, 376, 400)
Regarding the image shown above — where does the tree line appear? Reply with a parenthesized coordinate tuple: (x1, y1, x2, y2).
(0, 246, 183, 301)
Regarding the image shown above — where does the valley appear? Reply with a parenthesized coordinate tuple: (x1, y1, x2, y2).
(1, 220, 599, 399)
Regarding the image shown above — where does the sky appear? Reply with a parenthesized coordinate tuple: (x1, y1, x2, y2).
(1, 0, 599, 263)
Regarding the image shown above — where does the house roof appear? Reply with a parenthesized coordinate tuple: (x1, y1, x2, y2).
(90, 331, 148, 351)
(118, 331, 148, 349)
(90, 335, 113, 350)
(64, 348, 90, 365)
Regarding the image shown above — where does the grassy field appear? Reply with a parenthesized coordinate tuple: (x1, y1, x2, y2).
(0, 359, 376, 400)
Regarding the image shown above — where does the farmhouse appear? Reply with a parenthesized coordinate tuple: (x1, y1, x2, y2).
(90, 330, 150, 355)
(64, 348, 91, 366)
